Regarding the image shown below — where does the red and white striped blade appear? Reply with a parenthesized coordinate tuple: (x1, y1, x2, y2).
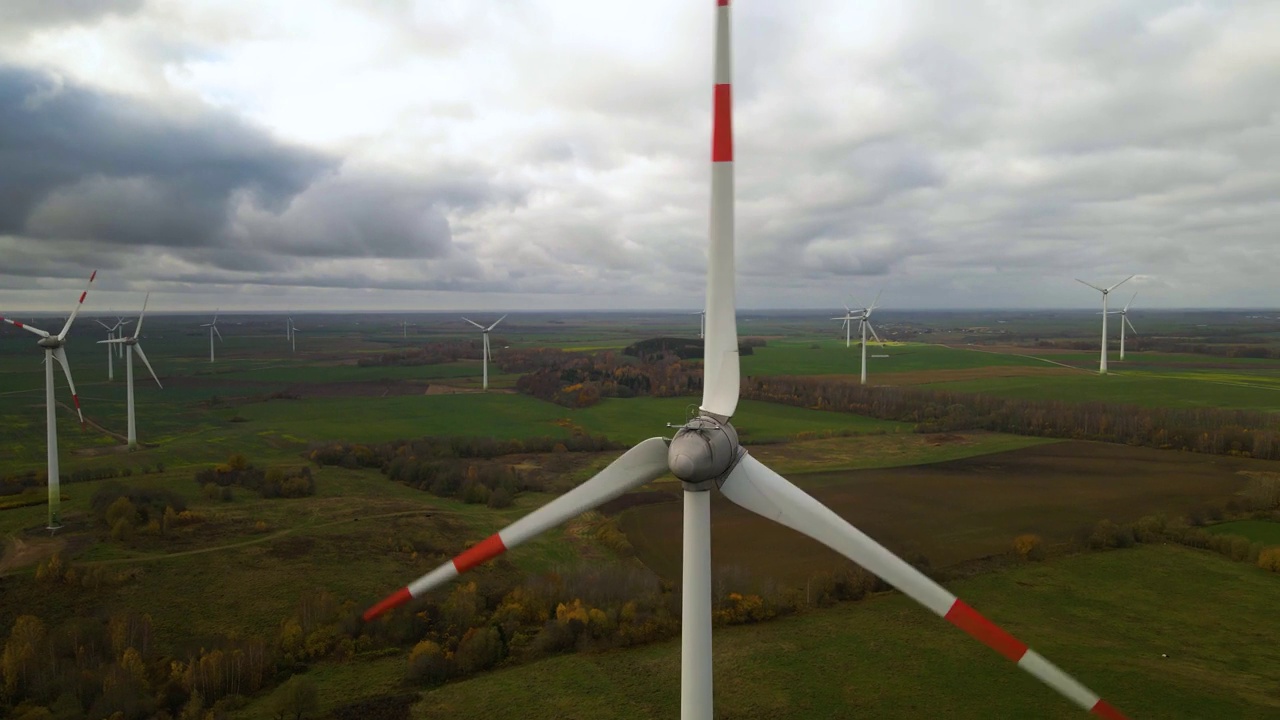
(57, 270, 97, 341)
(51, 347, 84, 426)
(1, 317, 51, 339)
(363, 436, 671, 621)
(719, 453, 1129, 719)
(700, 0, 738, 420)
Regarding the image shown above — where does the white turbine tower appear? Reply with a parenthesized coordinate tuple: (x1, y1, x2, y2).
(364, 6, 1128, 718)
(289, 319, 299, 353)
(95, 317, 123, 380)
(286, 316, 293, 344)
(99, 293, 162, 449)
(201, 310, 222, 362)
(1, 270, 96, 529)
(691, 310, 706, 339)
(833, 292, 884, 385)
(113, 314, 132, 358)
(461, 315, 506, 390)
(1076, 276, 1133, 374)
(1111, 293, 1138, 360)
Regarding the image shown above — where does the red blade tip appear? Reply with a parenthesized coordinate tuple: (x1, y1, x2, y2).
(363, 587, 412, 622)
(1090, 700, 1128, 719)
(89, 270, 97, 281)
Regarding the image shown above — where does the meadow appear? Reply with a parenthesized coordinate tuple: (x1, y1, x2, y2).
(4, 308, 1280, 719)
(371, 546, 1280, 720)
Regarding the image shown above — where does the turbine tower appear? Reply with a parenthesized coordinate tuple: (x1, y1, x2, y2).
(692, 310, 706, 339)
(833, 306, 855, 348)
(364, 6, 1128, 717)
(95, 317, 123, 380)
(1111, 292, 1138, 360)
(1076, 276, 1133, 374)
(1, 270, 96, 529)
(99, 293, 162, 449)
(461, 315, 506, 390)
(201, 310, 222, 362)
(289, 319, 299, 353)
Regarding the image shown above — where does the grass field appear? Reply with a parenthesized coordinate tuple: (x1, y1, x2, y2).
(1205, 520, 1280, 545)
(919, 371, 1280, 411)
(620, 440, 1262, 583)
(739, 341, 1044, 377)
(390, 545, 1280, 720)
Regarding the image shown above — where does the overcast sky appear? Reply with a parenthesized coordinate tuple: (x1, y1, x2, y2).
(1, 0, 1277, 313)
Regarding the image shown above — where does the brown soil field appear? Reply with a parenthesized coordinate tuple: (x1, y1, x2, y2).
(619, 441, 1267, 587)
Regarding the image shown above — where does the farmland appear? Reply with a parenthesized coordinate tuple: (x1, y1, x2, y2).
(3, 308, 1280, 719)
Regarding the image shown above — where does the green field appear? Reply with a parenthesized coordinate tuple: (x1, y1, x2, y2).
(1206, 520, 1280, 545)
(224, 394, 907, 446)
(920, 372, 1280, 411)
(740, 341, 1044, 377)
(337, 546, 1280, 720)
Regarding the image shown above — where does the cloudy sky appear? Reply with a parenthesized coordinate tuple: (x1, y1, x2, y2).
(1, 0, 1277, 313)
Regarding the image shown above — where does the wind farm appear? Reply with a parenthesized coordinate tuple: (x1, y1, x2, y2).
(1, 2, 1278, 720)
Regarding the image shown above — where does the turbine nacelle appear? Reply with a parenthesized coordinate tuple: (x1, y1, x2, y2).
(668, 415, 740, 485)
(37, 337, 63, 349)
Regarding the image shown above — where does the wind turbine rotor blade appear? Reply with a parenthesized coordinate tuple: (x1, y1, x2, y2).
(95, 319, 113, 330)
(213, 325, 223, 342)
(485, 314, 508, 332)
(1123, 292, 1137, 313)
(133, 292, 150, 338)
(461, 317, 486, 330)
(867, 322, 884, 345)
(700, 0, 738, 420)
(719, 453, 1128, 719)
(134, 344, 163, 389)
(868, 289, 883, 312)
(212, 309, 219, 324)
(364, 437, 671, 621)
(1075, 279, 1105, 293)
(1125, 316, 1138, 335)
(97, 338, 129, 344)
(57, 270, 97, 340)
(1, 317, 51, 339)
(51, 347, 84, 426)
(1107, 275, 1135, 293)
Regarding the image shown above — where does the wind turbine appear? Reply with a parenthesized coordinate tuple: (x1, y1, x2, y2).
(1111, 293, 1138, 360)
(113, 314, 132, 358)
(364, 6, 1127, 718)
(286, 317, 293, 344)
(201, 310, 222, 362)
(1076, 276, 1133, 374)
(95, 317, 123, 380)
(691, 310, 706, 339)
(0, 270, 96, 529)
(402, 319, 408, 339)
(289, 318, 299, 353)
(98, 293, 161, 449)
(833, 292, 884, 385)
(461, 315, 506, 390)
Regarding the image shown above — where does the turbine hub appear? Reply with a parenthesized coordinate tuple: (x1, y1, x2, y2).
(668, 415, 740, 486)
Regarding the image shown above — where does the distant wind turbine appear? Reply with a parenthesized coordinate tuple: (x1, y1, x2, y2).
(1, 271, 96, 529)
(691, 310, 706, 339)
(201, 310, 222, 362)
(99, 293, 161, 449)
(1109, 292, 1138, 360)
(290, 318, 299, 353)
(462, 315, 506, 390)
(95, 317, 124, 380)
(833, 291, 884, 385)
(1076, 276, 1133, 374)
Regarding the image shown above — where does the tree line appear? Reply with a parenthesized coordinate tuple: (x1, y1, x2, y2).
(744, 375, 1280, 460)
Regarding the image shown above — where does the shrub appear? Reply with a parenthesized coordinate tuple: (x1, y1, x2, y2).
(1013, 534, 1045, 561)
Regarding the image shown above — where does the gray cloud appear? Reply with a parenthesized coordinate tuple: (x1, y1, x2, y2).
(0, 65, 331, 246)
